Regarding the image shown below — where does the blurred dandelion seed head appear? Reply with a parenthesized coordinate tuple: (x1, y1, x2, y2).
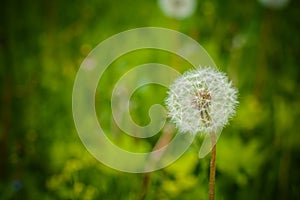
(258, 0, 290, 9)
(165, 67, 238, 135)
(158, 0, 197, 20)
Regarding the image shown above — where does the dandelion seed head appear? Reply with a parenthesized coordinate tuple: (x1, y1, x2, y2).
(158, 0, 197, 20)
(258, 0, 289, 9)
(165, 67, 238, 135)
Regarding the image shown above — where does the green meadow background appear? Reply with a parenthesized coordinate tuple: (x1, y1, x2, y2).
(1, 0, 299, 199)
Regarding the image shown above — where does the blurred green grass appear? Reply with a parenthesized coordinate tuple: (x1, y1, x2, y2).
(1, 0, 300, 199)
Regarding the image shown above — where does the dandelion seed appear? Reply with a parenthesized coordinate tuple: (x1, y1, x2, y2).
(158, 0, 197, 20)
(165, 66, 238, 135)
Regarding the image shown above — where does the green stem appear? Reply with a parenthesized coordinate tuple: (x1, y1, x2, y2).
(209, 131, 216, 200)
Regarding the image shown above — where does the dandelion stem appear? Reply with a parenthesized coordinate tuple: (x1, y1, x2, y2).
(139, 173, 151, 200)
(209, 131, 216, 200)
(139, 125, 175, 200)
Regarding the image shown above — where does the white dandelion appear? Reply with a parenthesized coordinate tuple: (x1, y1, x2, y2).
(165, 66, 238, 200)
(158, 0, 197, 20)
(165, 66, 238, 135)
(258, 0, 290, 9)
